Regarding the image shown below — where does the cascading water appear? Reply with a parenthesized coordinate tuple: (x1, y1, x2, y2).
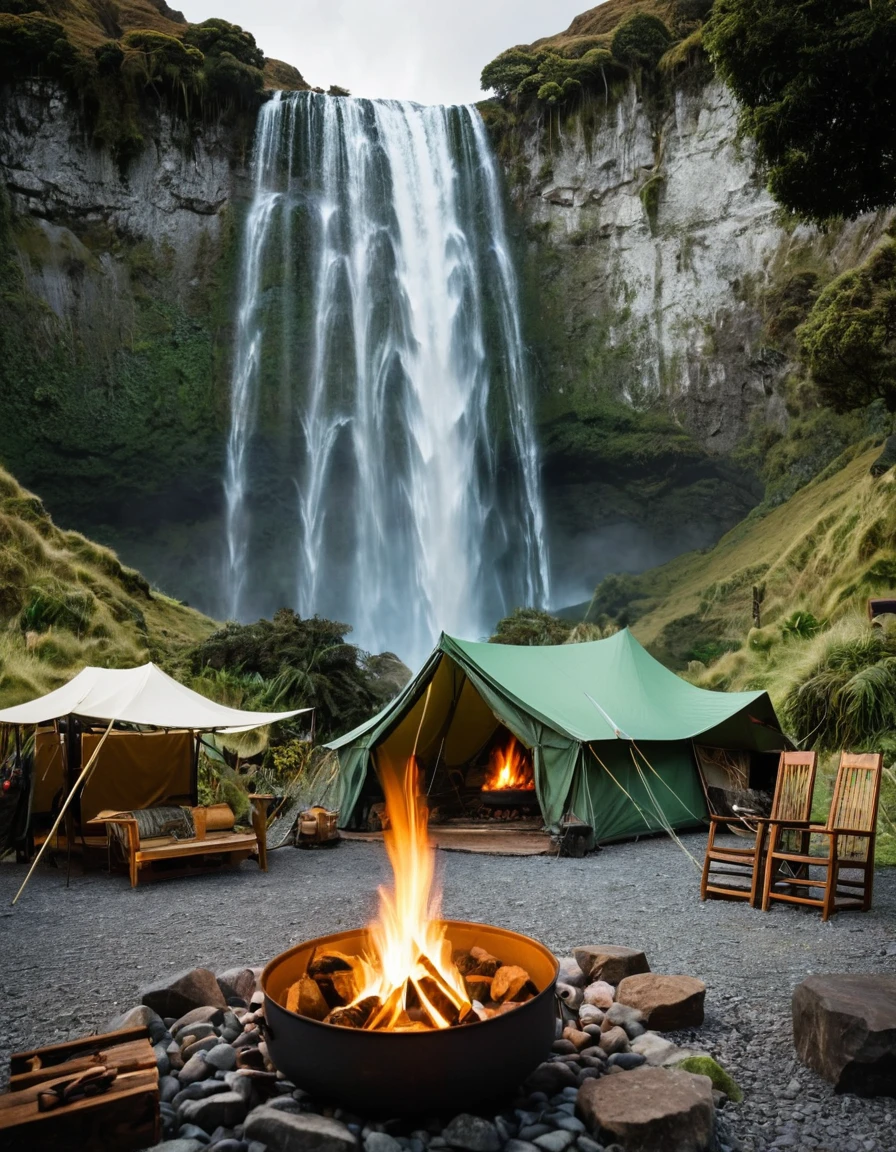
(223, 91, 549, 668)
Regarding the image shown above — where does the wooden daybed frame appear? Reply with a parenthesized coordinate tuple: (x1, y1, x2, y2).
(92, 795, 272, 887)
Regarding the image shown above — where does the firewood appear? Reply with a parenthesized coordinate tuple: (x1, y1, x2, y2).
(366, 983, 406, 1030)
(331, 969, 359, 1006)
(464, 975, 493, 1002)
(469, 946, 501, 977)
(492, 965, 533, 1003)
(286, 982, 300, 1014)
(325, 996, 379, 1029)
(308, 950, 355, 977)
(453, 950, 478, 976)
(297, 977, 329, 1021)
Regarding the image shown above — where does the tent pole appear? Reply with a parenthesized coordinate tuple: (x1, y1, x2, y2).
(11, 717, 116, 906)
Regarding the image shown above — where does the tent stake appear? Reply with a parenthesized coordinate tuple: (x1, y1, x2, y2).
(11, 718, 116, 906)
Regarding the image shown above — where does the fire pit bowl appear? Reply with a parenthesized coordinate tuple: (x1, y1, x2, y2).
(262, 919, 559, 1115)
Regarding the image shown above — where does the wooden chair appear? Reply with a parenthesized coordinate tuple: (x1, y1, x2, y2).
(701, 751, 817, 906)
(762, 752, 883, 921)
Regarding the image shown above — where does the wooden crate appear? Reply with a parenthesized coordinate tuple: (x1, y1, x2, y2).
(1, 1027, 159, 1152)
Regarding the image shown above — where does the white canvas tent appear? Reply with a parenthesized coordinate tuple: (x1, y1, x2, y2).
(0, 662, 308, 731)
(0, 664, 309, 902)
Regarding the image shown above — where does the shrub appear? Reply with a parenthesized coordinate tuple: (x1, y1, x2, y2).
(0, 12, 76, 80)
(490, 607, 572, 646)
(480, 47, 540, 97)
(122, 29, 204, 110)
(611, 14, 672, 71)
(798, 240, 896, 413)
(183, 17, 264, 70)
(780, 611, 825, 640)
(203, 51, 263, 107)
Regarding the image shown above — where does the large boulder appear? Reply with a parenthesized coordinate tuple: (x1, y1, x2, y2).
(792, 973, 896, 1097)
(577, 1065, 715, 1151)
(574, 945, 650, 985)
(615, 974, 705, 1031)
(140, 968, 227, 1018)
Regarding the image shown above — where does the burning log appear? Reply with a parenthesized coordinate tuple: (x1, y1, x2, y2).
(285, 977, 330, 1021)
(464, 975, 492, 1003)
(324, 996, 380, 1029)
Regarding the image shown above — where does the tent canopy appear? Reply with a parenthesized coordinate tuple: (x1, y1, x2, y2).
(0, 663, 308, 732)
(327, 630, 787, 839)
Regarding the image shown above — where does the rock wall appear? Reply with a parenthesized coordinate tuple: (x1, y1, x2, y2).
(0, 81, 249, 608)
(504, 77, 892, 605)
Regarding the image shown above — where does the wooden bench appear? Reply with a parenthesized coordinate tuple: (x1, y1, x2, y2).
(93, 795, 272, 887)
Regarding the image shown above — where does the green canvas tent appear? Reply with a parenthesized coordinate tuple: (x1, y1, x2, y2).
(327, 629, 788, 843)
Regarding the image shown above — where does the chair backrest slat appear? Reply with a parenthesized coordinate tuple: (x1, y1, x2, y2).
(770, 751, 817, 823)
(827, 752, 883, 860)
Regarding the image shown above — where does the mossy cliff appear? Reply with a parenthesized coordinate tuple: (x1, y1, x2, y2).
(482, 4, 895, 605)
(0, 78, 247, 610)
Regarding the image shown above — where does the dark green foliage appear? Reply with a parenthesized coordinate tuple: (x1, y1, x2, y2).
(689, 639, 741, 664)
(673, 0, 714, 22)
(490, 608, 573, 646)
(121, 29, 203, 110)
(588, 572, 644, 624)
(705, 0, 896, 223)
(798, 241, 896, 413)
(780, 611, 825, 641)
(480, 47, 539, 98)
(611, 14, 672, 71)
(781, 625, 896, 750)
(203, 50, 263, 107)
(765, 272, 819, 346)
(0, 12, 76, 80)
(191, 610, 384, 741)
(183, 17, 263, 69)
(19, 583, 95, 636)
(94, 39, 124, 76)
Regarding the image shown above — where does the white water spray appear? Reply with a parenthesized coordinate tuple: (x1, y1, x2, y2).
(223, 92, 549, 667)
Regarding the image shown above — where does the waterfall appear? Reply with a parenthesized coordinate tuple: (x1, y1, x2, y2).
(223, 92, 549, 668)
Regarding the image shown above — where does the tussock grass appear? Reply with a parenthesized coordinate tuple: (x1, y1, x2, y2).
(0, 464, 215, 708)
(628, 445, 896, 860)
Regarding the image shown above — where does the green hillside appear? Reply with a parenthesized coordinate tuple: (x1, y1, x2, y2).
(0, 463, 215, 708)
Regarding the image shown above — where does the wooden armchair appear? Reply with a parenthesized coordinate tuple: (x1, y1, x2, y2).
(701, 751, 817, 907)
(761, 752, 883, 920)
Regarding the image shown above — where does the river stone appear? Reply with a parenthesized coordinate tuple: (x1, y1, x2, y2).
(533, 1131, 575, 1152)
(205, 1042, 238, 1071)
(574, 947, 651, 986)
(179, 1052, 216, 1085)
(180, 1090, 248, 1130)
(106, 1003, 168, 1044)
(792, 973, 896, 1096)
(152, 1142, 206, 1152)
(598, 1027, 629, 1056)
(172, 1006, 227, 1037)
(142, 968, 227, 1018)
(443, 1113, 501, 1152)
(576, 1066, 715, 1151)
(365, 1133, 404, 1152)
(583, 982, 614, 1010)
(218, 967, 257, 1002)
(615, 975, 705, 1031)
(524, 1061, 579, 1094)
(244, 1107, 358, 1152)
(631, 1033, 679, 1067)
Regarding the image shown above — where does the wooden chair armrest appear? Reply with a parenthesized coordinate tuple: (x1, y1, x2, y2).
(766, 818, 814, 828)
(813, 826, 874, 838)
(707, 813, 742, 823)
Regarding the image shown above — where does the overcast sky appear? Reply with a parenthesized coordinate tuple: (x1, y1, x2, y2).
(178, 0, 599, 105)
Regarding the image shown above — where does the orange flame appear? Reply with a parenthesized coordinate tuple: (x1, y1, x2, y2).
(353, 756, 470, 1029)
(483, 736, 535, 791)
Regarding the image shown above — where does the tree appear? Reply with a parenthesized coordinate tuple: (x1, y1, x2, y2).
(705, 0, 896, 223)
(480, 47, 539, 98)
(798, 241, 896, 413)
(611, 13, 672, 71)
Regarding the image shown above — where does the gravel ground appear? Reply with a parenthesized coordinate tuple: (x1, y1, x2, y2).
(1, 833, 894, 1151)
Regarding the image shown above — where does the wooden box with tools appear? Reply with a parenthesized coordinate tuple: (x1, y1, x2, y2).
(0, 1026, 159, 1151)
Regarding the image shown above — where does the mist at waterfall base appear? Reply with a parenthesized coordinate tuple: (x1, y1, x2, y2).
(223, 92, 549, 669)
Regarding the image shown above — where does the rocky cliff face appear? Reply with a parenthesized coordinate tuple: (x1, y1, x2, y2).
(0, 81, 248, 607)
(503, 77, 892, 605)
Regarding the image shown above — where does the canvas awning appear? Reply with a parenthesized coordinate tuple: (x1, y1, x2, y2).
(0, 663, 308, 732)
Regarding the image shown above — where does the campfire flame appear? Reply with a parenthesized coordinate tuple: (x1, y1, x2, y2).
(482, 736, 535, 792)
(352, 757, 471, 1030)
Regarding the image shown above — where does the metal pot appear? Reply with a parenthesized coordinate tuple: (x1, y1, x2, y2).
(262, 919, 559, 1115)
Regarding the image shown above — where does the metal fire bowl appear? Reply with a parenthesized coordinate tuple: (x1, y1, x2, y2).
(262, 919, 559, 1115)
(479, 789, 537, 808)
